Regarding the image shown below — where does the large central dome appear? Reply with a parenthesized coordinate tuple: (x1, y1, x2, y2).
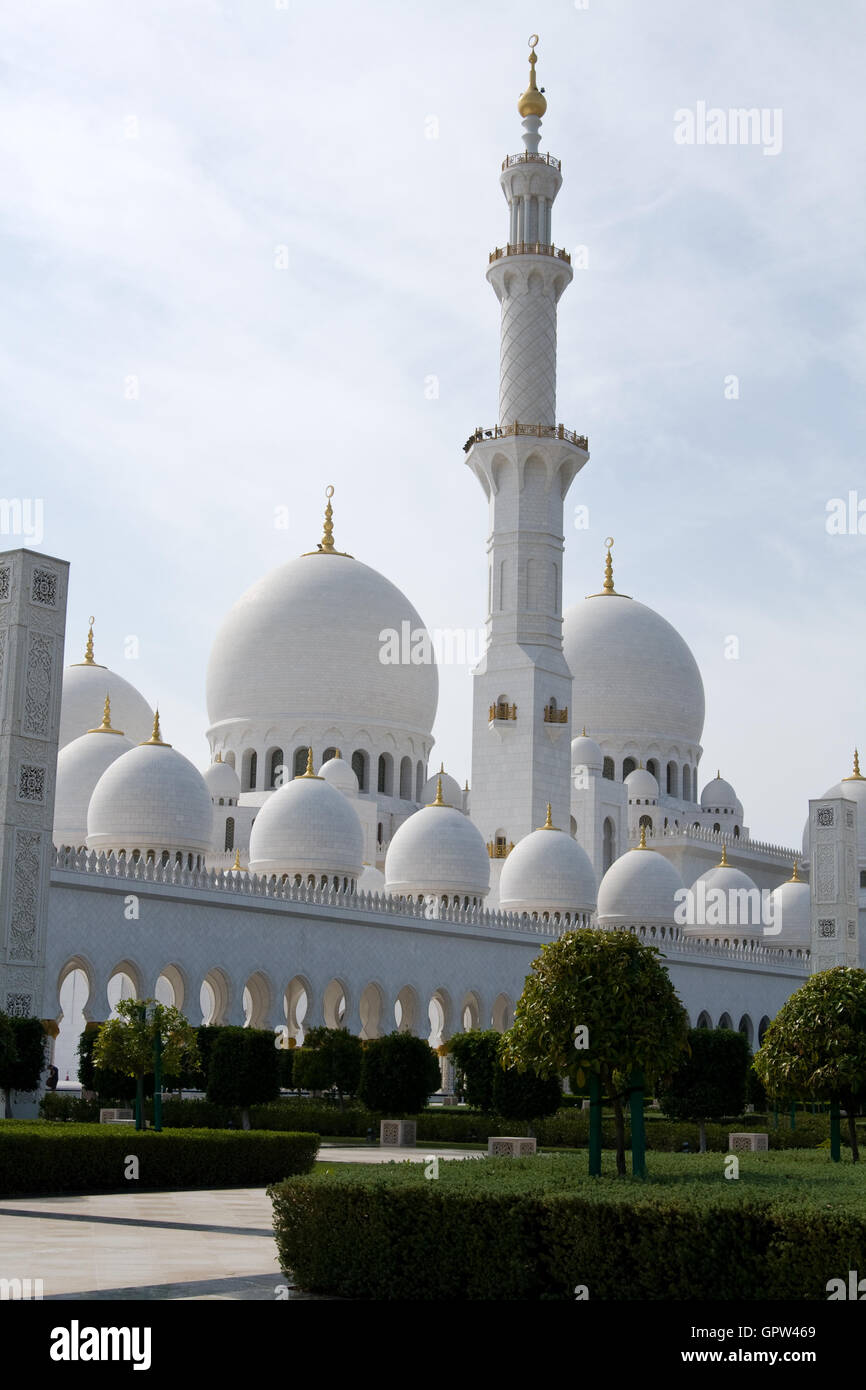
(206, 552, 437, 738)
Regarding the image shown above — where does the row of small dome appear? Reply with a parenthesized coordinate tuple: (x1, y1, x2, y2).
(54, 702, 810, 946)
(571, 732, 743, 814)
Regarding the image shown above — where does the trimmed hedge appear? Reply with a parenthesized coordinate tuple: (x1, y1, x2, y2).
(0, 1123, 318, 1195)
(271, 1151, 866, 1301)
(33, 1095, 863, 1151)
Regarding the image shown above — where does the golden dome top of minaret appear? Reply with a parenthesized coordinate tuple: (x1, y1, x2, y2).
(517, 35, 547, 118)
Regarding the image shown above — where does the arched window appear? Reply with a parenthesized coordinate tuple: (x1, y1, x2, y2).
(666, 761, 678, 796)
(415, 761, 424, 802)
(758, 1015, 771, 1044)
(646, 758, 660, 782)
(602, 757, 615, 781)
(399, 756, 412, 800)
(603, 817, 615, 873)
(293, 747, 310, 778)
(377, 822, 383, 844)
(323, 746, 337, 763)
(733, 825, 740, 839)
(682, 765, 691, 801)
(352, 750, 368, 791)
(242, 749, 257, 791)
(224, 817, 235, 852)
(696, 1011, 712, 1029)
(378, 753, 393, 796)
(622, 757, 637, 779)
(269, 748, 284, 788)
(713, 822, 721, 834)
(639, 814, 653, 831)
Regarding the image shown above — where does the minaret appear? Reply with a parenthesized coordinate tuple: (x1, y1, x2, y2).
(465, 37, 588, 857)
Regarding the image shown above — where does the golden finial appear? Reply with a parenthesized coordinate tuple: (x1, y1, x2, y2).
(582, 726, 587, 737)
(517, 34, 547, 118)
(72, 615, 106, 668)
(141, 708, 170, 747)
(231, 848, 247, 874)
(429, 775, 446, 807)
(719, 843, 729, 867)
(716, 769, 721, 780)
(215, 751, 222, 763)
(335, 748, 342, 759)
(299, 747, 321, 779)
(790, 859, 801, 883)
(464, 780, 469, 792)
(88, 693, 124, 736)
(302, 485, 353, 558)
(587, 538, 630, 600)
(439, 762, 445, 774)
(542, 802, 554, 830)
(635, 824, 649, 850)
(843, 749, 864, 781)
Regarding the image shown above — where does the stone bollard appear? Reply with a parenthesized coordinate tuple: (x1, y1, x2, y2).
(488, 1136, 537, 1157)
(380, 1120, 417, 1147)
(728, 1132, 769, 1151)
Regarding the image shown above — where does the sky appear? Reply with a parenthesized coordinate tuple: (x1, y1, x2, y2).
(2, 0, 865, 850)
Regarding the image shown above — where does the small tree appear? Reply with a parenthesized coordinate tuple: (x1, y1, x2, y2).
(658, 1028, 751, 1151)
(447, 1029, 500, 1111)
(491, 1061, 561, 1137)
(293, 1028, 362, 1107)
(206, 1026, 279, 1129)
(0, 1013, 45, 1118)
(501, 929, 690, 1175)
(93, 1000, 199, 1128)
(358, 1032, 441, 1115)
(78, 1026, 150, 1102)
(754, 967, 866, 1161)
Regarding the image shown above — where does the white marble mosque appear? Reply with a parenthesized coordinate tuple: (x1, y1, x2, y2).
(0, 43, 861, 1087)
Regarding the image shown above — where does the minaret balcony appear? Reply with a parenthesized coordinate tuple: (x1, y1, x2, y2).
(489, 702, 517, 722)
(487, 840, 515, 859)
(489, 242, 571, 265)
(463, 422, 588, 454)
(543, 705, 568, 724)
(501, 152, 562, 172)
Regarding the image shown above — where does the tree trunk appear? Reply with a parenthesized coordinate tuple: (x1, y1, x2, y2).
(4, 1089, 12, 1119)
(241, 1107, 251, 1131)
(846, 1103, 859, 1163)
(699, 1121, 707, 1154)
(611, 1093, 626, 1176)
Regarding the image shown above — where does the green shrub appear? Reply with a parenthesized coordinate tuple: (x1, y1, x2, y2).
(38, 1092, 102, 1123)
(358, 1033, 441, 1115)
(271, 1152, 866, 1301)
(0, 1015, 47, 1115)
(207, 1027, 279, 1128)
(0, 1124, 318, 1194)
(447, 1030, 500, 1111)
(658, 1028, 752, 1149)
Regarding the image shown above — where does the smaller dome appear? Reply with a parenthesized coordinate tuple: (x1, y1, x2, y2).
(421, 767, 462, 808)
(249, 761, 364, 882)
(60, 620, 155, 749)
(203, 756, 241, 802)
(499, 810, 596, 916)
(597, 834, 684, 928)
(684, 847, 763, 935)
(571, 732, 603, 775)
(625, 767, 659, 802)
(811, 750, 866, 865)
(769, 865, 811, 947)
(319, 752, 360, 798)
(87, 713, 213, 858)
(385, 783, 489, 901)
(357, 863, 386, 894)
(54, 699, 135, 848)
(700, 772, 742, 816)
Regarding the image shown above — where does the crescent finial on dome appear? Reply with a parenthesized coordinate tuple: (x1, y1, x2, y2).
(88, 692, 125, 737)
(790, 859, 801, 882)
(518, 35, 547, 118)
(539, 802, 555, 830)
(299, 747, 322, 779)
(72, 615, 107, 669)
(635, 824, 649, 850)
(587, 537, 631, 600)
(141, 708, 171, 747)
(302, 485, 354, 558)
(843, 748, 863, 781)
(719, 843, 729, 867)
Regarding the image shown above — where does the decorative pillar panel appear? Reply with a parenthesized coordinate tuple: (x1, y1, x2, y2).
(809, 796, 859, 972)
(0, 549, 69, 1019)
